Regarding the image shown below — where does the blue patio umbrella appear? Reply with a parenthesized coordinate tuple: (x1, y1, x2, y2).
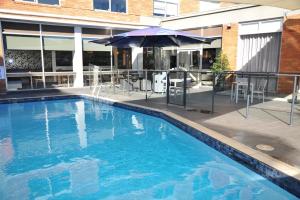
(91, 27, 213, 48)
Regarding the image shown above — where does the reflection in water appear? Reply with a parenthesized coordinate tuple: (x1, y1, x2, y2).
(75, 101, 87, 149)
(0, 99, 297, 200)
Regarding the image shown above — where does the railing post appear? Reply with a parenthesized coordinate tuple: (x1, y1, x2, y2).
(266, 72, 270, 97)
(113, 70, 116, 94)
(127, 69, 130, 95)
(289, 76, 298, 125)
(183, 71, 187, 108)
(166, 71, 170, 104)
(145, 69, 148, 100)
(211, 72, 215, 113)
(246, 74, 251, 118)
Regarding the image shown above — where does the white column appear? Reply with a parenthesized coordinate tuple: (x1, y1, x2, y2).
(73, 26, 84, 87)
(39, 24, 46, 88)
(0, 21, 7, 91)
(132, 47, 143, 70)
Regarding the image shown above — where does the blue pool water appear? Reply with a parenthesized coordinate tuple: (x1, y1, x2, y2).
(0, 98, 298, 200)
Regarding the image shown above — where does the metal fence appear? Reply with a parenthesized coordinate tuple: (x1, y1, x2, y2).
(88, 67, 300, 125)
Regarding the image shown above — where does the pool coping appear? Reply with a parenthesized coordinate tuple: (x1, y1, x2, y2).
(1, 94, 300, 197)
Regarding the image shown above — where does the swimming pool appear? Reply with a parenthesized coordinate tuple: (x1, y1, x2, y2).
(0, 98, 298, 199)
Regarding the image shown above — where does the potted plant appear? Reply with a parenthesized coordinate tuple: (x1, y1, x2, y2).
(211, 51, 229, 91)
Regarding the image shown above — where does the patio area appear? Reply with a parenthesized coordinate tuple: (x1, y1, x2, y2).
(1, 86, 299, 169)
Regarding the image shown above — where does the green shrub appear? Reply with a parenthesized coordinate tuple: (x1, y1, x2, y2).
(211, 51, 229, 74)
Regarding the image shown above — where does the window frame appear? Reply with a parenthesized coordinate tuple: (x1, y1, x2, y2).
(153, 0, 179, 17)
(17, 0, 61, 6)
(93, 0, 128, 14)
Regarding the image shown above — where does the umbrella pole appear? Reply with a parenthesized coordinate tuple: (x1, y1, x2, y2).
(153, 46, 155, 70)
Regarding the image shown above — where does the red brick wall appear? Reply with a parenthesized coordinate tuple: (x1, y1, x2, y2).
(221, 23, 238, 70)
(278, 14, 300, 93)
(0, 0, 154, 23)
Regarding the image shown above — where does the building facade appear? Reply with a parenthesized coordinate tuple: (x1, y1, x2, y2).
(0, 0, 299, 93)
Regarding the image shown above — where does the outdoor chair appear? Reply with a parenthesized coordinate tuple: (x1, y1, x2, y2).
(231, 76, 254, 103)
(253, 79, 267, 103)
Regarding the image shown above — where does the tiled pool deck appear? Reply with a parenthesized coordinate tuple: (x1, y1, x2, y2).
(1, 87, 300, 196)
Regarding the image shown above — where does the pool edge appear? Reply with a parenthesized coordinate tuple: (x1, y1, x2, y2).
(1, 94, 300, 198)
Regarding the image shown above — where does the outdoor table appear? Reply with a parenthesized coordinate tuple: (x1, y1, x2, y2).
(231, 81, 254, 104)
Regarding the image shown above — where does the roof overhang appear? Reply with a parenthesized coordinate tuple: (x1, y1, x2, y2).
(210, 0, 300, 10)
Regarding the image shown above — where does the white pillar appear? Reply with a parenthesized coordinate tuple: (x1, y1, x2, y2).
(132, 47, 143, 70)
(73, 26, 84, 87)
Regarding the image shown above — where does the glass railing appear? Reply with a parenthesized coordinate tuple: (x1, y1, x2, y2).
(6, 72, 76, 90)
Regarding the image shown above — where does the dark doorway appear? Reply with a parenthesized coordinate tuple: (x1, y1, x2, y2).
(170, 55, 177, 69)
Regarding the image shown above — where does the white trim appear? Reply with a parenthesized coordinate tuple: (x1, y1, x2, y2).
(0, 9, 148, 28)
(162, 4, 256, 21)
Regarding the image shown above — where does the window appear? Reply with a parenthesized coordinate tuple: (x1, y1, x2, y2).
(20, 0, 60, 5)
(199, 1, 220, 12)
(154, 0, 178, 17)
(113, 48, 131, 69)
(56, 51, 73, 67)
(94, 0, 126, 13)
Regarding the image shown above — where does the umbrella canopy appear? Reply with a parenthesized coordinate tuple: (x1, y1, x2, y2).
(91, 27, 213, 48)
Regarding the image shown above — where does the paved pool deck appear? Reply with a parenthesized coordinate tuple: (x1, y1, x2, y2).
(1, 87, 300, 170)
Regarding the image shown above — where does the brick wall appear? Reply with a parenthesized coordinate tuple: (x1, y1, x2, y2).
(221, 23, 238, 70)
(0, 0, 153, 23)
(179, 0, 200, 15)
(278, 14, 300, 94)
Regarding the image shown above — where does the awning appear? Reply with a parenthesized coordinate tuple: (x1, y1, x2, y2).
(5, 35, 40, 50)
(211, 0, 300, 10)
(83, 39, 111, 51)
(43, 37, 75, 51)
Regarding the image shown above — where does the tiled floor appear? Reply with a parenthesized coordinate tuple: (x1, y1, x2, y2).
(1, 87, 300, 169)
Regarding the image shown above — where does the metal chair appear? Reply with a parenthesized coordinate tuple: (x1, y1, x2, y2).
(253, 79, 267, 103)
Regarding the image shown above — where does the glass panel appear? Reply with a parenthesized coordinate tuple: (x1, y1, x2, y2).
(56, 51, 73, 66)
(202, 48, 219, 70)
(38, 0, 59, 5)
(2, 21, 40, 35)
(113, 48, 131, 69)
(143, 48, 155, 69)
(82, 28, 110, 37)
(192, 51, 200, 69)
(168, 71, 185, 106)
(5, 35, 40, 50)
(94, 0, 109, 10)
(82, 38, 111, 71)
(42, 25, 74, 36)
(166, 3, 177, 16)
(43, 37, 74, 72)
(4, 35, 43, 90)
(153, 0, 178, 16)
(178, 51, 190, 69)
(43, 37, 75, 51)
(4, 35, 42, 73)
(83, 52, 111, 68)
(111, 0, 126, 13)
(82, 38, 111, 51)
